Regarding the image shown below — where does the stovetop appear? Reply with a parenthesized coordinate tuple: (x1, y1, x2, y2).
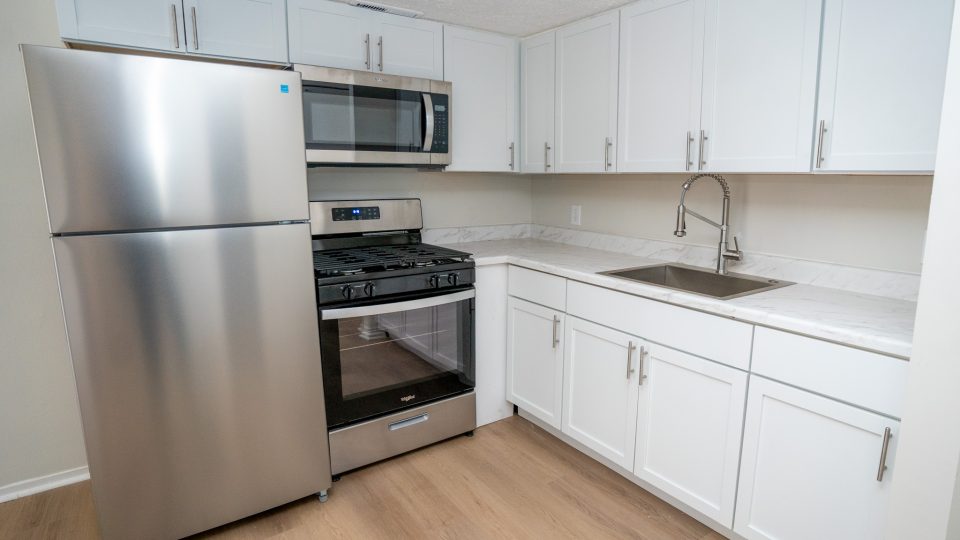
(313, 243, 473, 281)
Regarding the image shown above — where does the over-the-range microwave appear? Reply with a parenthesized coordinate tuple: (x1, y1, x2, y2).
(294, 64, 451, 168)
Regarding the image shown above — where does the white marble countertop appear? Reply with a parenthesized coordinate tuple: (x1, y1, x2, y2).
(446, 238, 915, 359)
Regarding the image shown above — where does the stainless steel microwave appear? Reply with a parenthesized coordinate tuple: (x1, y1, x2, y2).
(294, 65, 451, 168)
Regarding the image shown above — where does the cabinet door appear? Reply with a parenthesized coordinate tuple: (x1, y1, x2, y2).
(507, 297, 564, 430)
(181, 0, 287, 62)
(562, 317, 640, 469)
(634, 343, 747, 527)
(287, 0, 373, 69)
(443, 26, 518, 172)
(699, 0, 821, 172)
(520, 32, 556, 173)
(555, 12, 620, 173)
(475, 266, 513, 427)
(618, 0, 705, 173)
(814, 0, 953, 173)
(375, 15, 443, 79)
(734, 376, 899, 540)
(57, 0, 187, 52)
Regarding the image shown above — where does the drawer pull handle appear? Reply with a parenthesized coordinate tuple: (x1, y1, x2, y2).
(876, 427, 892, 481)
(388, 413, 429, 431)
(638, 346, 648, 386)
(552, 315, 560, 349)
(626, 341, 637, 379)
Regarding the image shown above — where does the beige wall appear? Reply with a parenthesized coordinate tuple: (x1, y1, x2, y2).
(0, 1, 88, 488)
(531, 173, 932, 274)
(307, 170, 532, 228)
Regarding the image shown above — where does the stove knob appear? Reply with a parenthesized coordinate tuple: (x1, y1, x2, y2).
(340, 285, 353, 299)
(447, 272, 460, 286)
(363, 282, 376, 297)
(429, 274, 441, 288)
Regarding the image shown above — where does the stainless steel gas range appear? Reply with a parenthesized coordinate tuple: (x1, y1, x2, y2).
(310, 199, 476, 475)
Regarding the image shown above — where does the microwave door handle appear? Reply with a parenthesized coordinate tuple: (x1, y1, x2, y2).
(422, 93, 434, 152)
(321, 289, 474, 320)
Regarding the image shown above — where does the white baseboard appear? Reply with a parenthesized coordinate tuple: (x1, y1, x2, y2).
(0, 466, 89, 504)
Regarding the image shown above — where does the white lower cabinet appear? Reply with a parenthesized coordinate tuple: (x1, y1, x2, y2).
(506, 297, 564, 429)
(561, 317, 640, 469)
(734, 376, 899, 540)
(634, 343, 747, 527)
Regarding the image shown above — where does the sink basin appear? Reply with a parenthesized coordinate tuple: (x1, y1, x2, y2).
(599, 263, 793, 300)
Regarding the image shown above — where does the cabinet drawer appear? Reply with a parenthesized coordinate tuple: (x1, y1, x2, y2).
(508, 266, 566, 310)
(566, 281, 752, 370)
(751, 327, 908, 418)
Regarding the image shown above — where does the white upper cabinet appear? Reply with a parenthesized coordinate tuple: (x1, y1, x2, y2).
(57, 0, 187, 53)
(507, 297, 565, 430)
(288, 0, 442, 78)
(287, 0, 369, 69)
(562, 317, 640, 469)
(814, 0, 953, 173)
(698, 0, 822, 172)
(181, 0, 287, 62)
(735, 376, 899, 540)
(377, 15, 443, 79)
(520, 32, 556, 173)
(57, 0, 287, 62)
(443, 26, 518, 172)
(555, 12, 620, 173)
(618, 0, 705, 173)
(633, 343, 747, 527)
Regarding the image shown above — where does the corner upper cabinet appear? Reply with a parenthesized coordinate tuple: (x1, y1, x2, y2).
(554, 12, 620, 173)
(618, 0, 705, 173)
(288, 0, 442, 79)
(520, 32, 556, 173)
(814, 0, 953, 173)
(56, 0, 187, 53)
(443, 26, 518, 172)
(57, 0, 288, 62)
(181, 0, 288, 62)
(698, 0, 822, 172)
(734, 376, 899, 540)
(507, 297, 564, 429)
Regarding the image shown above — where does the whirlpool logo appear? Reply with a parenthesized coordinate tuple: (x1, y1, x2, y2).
(400, 395, 416, 402)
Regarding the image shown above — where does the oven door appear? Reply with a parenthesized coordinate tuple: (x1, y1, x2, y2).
(302, 79, 433, 166)
(319, 288, 475, 429)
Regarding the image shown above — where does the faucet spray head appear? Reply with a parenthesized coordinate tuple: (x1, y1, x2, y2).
(674, 204, 687, 237)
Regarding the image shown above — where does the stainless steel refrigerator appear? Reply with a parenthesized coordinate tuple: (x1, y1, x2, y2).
(21, 46, 330, 539)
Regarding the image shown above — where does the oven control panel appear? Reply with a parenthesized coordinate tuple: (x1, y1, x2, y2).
(332, 206, 381, 221)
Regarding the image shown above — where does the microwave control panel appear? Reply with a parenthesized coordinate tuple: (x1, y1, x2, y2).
(430, 94, 449, 154)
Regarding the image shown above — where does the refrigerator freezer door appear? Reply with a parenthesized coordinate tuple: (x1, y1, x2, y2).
(53, 223, 329, 539)
(22, 45, 308, 234)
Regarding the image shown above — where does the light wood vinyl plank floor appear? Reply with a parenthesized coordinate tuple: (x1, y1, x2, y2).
(0, 415, 725, 539)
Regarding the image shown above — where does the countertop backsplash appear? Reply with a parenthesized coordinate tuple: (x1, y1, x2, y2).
(424, 224, 921, 302)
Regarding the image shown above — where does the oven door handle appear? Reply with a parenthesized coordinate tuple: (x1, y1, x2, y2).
(321, 289, 474, 320)
(422, 93, 434, 153)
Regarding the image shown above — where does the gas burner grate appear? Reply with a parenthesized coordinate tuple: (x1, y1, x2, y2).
(313, 244, 471, 276)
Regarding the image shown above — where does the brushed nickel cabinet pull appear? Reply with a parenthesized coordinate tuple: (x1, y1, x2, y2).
(544, 142, 552, 172)
(638, 346, 648, 386)
(685, 131, 694, 171)
(604, 137, 612, 171)
(551, 315, 560, 349)
(699, 129, 708, 170)
(626, 341, 637, 379)
(816, 119, 828, 168)
(509, 142, 515, 170)
(170, 5, 180, 49)
(364, 34, 370, 70)
(190, 6, 199, 50)
(877, 427, 893, 481)
(377, 36, 383, 71)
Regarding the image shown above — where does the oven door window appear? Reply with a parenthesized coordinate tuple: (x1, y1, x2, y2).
(303, 82, 424, 152)
(319, 291, 474, 428)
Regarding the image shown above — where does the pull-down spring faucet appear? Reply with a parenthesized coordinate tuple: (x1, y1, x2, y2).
(674, 174, 743, 275)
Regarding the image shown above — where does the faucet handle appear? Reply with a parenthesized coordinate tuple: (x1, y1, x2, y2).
(725, 235, 743, 261)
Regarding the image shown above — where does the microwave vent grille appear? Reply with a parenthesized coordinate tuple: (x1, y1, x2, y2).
(350, 1, 422, 18)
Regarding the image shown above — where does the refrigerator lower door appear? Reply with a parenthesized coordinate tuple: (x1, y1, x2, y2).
(53, 223, 330, 540)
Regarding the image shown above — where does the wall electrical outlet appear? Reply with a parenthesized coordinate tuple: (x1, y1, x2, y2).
(570, 205, 582, 226)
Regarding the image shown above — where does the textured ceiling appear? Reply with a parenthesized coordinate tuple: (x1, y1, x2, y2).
(346, 0, 636, 37)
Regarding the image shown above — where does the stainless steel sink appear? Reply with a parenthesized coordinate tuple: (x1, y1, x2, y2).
(599, 263, 793, 300)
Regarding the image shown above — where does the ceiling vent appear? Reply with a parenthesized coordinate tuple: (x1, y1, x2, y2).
(350, 1, 422, 18)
